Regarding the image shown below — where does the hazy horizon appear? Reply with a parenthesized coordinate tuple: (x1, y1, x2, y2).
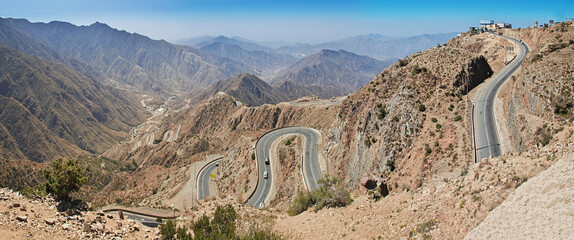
(1, 0, 573, 43)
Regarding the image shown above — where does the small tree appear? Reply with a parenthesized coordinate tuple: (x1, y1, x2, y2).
(44, 158, 88, 200)
(418, 104, 426, 112)
(159, 219, 177, 240)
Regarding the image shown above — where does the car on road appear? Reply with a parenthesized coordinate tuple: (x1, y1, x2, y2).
(265, 156, 269, 165)
(263, 171, 268, 179)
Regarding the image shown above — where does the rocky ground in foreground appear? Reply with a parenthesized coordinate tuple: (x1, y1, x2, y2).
(0, 188, 156, 239)
(466, 152, 574, 240)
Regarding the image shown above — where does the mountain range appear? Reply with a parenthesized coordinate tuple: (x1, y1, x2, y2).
(272, 49, 392, 94)
(0, 18, 250, 92)
(178, 33, 457, 61)
(0, 45, 146, 162)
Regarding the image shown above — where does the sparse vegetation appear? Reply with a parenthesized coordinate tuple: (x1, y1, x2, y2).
(386, 159, 396, 172)
(377, 108, 387, 120)
(425, 144, 432, 155)
(288, 176, 352, 216)
(535, 127, 552, 146)
(531, 54, 543, 63)
(399, 58, 409, 67)
(553, 95, 573, 115)
(159, 219, 177, 240)
(412, 65, 428, 74)
(418, 104, 426, 112)
(409, 219, 436, 239)
(548, 43, 567, 52)
(160, 204, 284, 240)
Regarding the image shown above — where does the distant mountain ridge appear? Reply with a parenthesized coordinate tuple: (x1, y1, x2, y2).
(275, 33, 458, 60)
(208, 73, 289, 106)
(198, 41, 298, 79)
(179, 33, 457, 61)
(273, 49, 391, 94)
(0, 18, 251, 92)
(196, 73, 343, 106)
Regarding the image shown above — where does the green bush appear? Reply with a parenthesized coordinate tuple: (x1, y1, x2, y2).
(191, 204, 237, 239)
(398, 59, 409, 67)
(531, 54, 543, 63)
(251, 152, 255, 160)
(159, 219, 177, 240)
(393, 116, 400, 122)
(161, 204, 283, 240)
(44, 158, 88, 200)
(425, 144, 432, 155)
(431, 118, 438, 123)
(435, 123, 442, 129)
(386, 160, 396, 172)
(418, 104, 426, 112)
(288, 176, 352, 216)
(454, 115, 462, 122)
(377, 108, 387, 120)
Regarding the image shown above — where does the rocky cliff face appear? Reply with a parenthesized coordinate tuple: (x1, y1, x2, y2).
(324, 45, 494, 190)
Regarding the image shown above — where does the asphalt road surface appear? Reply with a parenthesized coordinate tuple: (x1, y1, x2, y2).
(247, 127, 323, 208)
(197, 159, 220, 200)
(474, 34, 528, 161)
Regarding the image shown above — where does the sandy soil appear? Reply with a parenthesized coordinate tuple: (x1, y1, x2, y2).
(465, 153, 574, 239)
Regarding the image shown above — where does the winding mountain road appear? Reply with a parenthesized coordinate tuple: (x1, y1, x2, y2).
(197, 159, 220, 200)
(247, 127, 323, 208)
(473, 35, 529, 161)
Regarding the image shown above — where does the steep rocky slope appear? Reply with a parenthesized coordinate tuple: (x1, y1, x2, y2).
(323, 45, 492, 190)
(274, 24, 574, 239)
(0, 18, 249, 92)
(0, 46, 145, 160)
(200, 73, 290, 106)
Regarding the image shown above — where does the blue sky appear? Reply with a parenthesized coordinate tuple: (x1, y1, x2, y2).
(1, 0, 573, 43)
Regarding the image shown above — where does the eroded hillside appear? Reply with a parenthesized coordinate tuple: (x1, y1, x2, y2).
(99, 92, 340, 207)
(274, 24, 574, 239)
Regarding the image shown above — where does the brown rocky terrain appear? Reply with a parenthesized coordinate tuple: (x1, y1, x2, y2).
(0, 188, 155, 239)
(2, 21, 572, 240)
(272, 22, 574, 239)
(99, 91, 340, 208)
